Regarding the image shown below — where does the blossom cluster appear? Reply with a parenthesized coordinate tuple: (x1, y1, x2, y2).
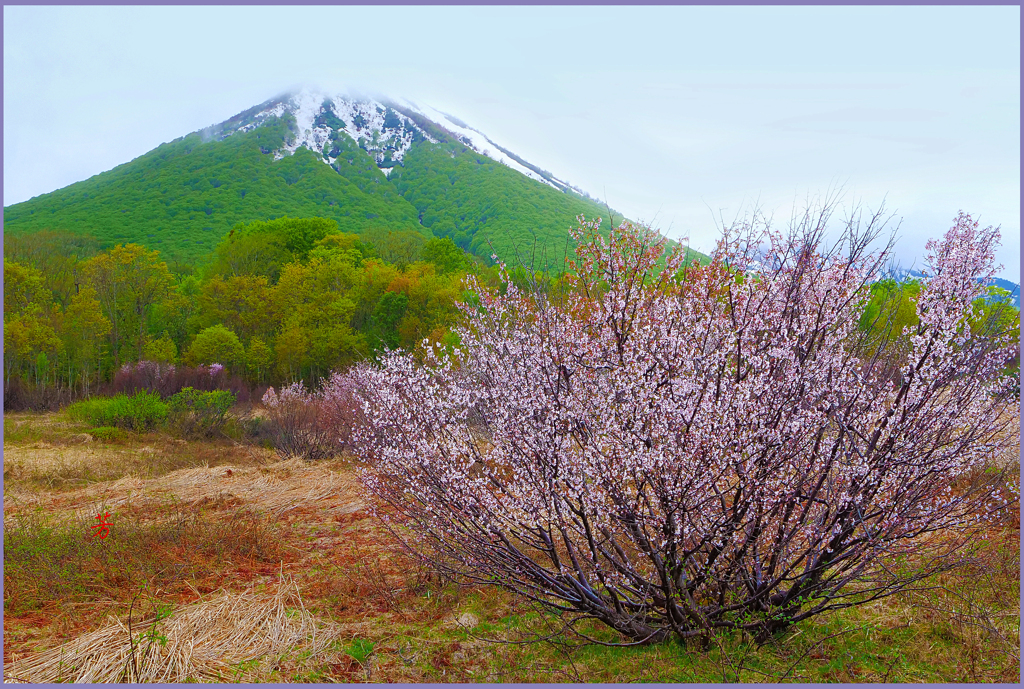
(262, 366, 370, 458)
(355, 210, 1019, 643)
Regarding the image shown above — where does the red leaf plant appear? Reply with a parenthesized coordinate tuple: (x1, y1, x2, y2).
(355, 205, 1019, 645)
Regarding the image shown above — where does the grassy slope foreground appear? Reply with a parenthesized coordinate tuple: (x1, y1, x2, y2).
(3, 411, 1019, 683)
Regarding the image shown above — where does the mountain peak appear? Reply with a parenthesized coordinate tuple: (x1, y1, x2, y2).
(3, 86, 642, 269)
(198, 87, 580, 192)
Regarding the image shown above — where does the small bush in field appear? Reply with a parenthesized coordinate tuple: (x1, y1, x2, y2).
(66, 392, 167, 432)
(88, 426, 124, 443)
(66, 398, 115, 427)
(261, 368, 367, 459)
(166, 387, 236, 439)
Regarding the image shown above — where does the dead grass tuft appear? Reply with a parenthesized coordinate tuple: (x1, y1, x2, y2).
(3, 577, 338, 683)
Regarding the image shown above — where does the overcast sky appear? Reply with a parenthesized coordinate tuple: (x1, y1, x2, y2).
(4, 5, 1020, 281)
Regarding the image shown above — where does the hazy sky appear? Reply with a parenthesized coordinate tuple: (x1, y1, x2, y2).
(4, 5, 1020, 280)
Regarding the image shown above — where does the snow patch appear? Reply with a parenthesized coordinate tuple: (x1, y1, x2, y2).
(399, 101, 566, 191)
(208, 87, 582, 195)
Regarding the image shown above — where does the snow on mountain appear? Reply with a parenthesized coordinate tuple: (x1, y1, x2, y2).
(397, 99, 567, 191)
(200, 87, 577, 194)
(742, 258, 1021, 308)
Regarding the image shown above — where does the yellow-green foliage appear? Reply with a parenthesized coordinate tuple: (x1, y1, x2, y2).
(857, 279, 923, 356)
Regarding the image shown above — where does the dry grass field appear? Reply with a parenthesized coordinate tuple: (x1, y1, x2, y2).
(3, 410, 1019, 683)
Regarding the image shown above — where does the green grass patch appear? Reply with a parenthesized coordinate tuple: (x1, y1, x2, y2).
(87, 426, 125, 443)
(65, 392, 167, 432)
(3, 416, 44, 444)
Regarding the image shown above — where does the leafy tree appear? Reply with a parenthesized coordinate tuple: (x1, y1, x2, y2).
(269, 255, 366, 380)
(856, 278, 922, 358)
(60, 286, 111, 391)
(371, 291, 409, 350)
(970, 286, 1020, 338)
(3, 259, 61, 388)
(156, 274, 202, 359)
(185, 324, 245, 371)
(82, 244, 174, 366)
(246, 336, 274, 384)
(238, 216, 339, 258)
(274, 321, 308, 382)
(142, 332, 178, 364)
(421, 236, 472, 274)
(309, 232, 375, 265)
(2, 230, 99, 307)
(211, 226, 291, 282)
(4, 258, 51, 315)
(198, 274, 272, 341)
(382, 262, 465, 351)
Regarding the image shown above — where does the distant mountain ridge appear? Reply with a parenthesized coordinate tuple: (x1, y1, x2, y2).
(886, 266, 1020, 308)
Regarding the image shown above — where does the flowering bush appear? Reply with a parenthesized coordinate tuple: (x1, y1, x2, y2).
(261, 368, 368, 459)
(113, 359, 260, 402)
(114, 360, 178, 396)
(356, 209, 1019, 645)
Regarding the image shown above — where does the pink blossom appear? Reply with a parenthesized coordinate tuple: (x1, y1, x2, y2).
(354, 210, 1019, 644)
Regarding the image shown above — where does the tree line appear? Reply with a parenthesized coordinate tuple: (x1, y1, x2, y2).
(3, 218, 496, 405)
(4, 215, 1017, 409)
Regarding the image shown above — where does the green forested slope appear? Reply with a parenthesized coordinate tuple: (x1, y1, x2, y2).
(3, 116, 424, 264)
(4, 112, 708, 271)
(391, 141, 621, 271)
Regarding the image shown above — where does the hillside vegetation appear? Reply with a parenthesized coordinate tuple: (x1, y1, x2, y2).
(392, 141, 620, 271)
(3, 117, 424, 265)
(2, 113, 664, 272)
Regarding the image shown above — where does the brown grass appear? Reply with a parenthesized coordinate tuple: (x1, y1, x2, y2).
(3, 577, 339, 683)
(3, 409, 1019, 683)
(3, 413, 275, 494)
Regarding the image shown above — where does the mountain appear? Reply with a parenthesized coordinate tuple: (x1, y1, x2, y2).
(4, 88, 697, 271)
(886, 266, 1020, 308)
(984, 277, 1021, 308)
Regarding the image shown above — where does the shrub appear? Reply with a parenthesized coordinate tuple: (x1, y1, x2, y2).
(356, 210, 1020, 646)
(113, 360, 178, 397)
(66, 392, 168, 432)
(166, 387, 236, 439)
(261, 368, 367, 459)
(113, 360, 260, 403)
(66, 398, 115, 427)
(185, 325, 245, 371)
(88, 426, 124, 443)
